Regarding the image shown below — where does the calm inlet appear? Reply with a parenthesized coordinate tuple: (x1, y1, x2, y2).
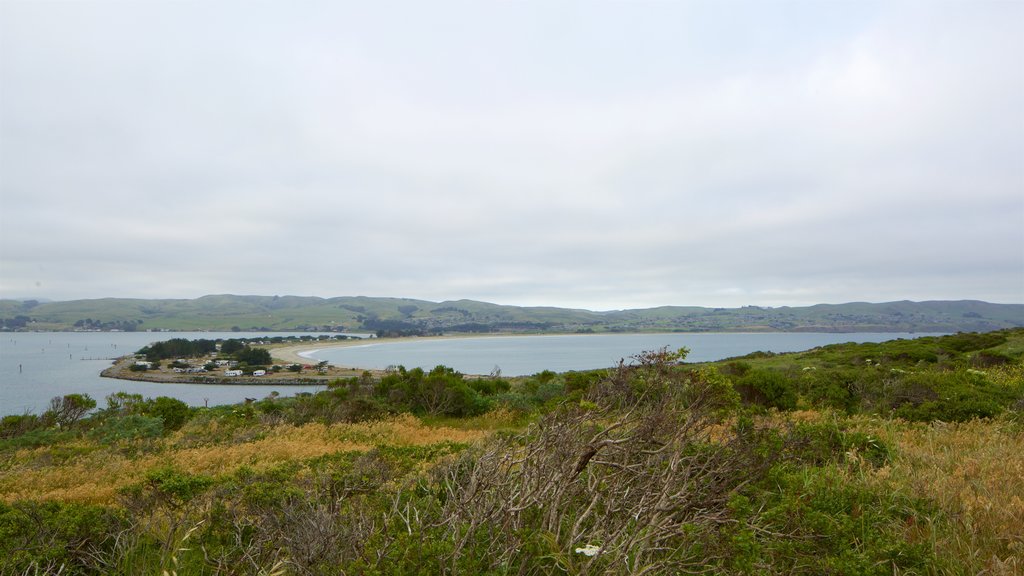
(306, 332, 938, 376)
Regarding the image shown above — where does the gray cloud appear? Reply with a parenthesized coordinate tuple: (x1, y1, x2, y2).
(1, 1, 1022, 309)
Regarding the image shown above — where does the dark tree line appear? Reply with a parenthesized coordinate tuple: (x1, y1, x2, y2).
(138, 338, 218, 361)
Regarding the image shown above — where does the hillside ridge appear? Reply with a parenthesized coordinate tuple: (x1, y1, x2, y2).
(1, 295, 1021, 334)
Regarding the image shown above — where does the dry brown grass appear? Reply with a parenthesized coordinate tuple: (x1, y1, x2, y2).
(0, 414, 489, 506)
(854, 415, 1024, 574)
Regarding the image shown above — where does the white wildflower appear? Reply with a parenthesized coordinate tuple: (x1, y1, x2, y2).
(575, 544, 601, 557)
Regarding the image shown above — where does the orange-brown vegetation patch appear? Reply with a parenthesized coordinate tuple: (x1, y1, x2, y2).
(0, 414, 489, 506)
(854, 416, 1024, 574)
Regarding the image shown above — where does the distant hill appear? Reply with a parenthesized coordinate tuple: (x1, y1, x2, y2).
(0, 295, 1021, 334)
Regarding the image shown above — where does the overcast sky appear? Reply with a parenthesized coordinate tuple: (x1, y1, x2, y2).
(1, 1, 1022, 310)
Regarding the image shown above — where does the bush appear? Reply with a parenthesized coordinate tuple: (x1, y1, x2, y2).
(0, 501, 125, 574)
(940, 331, 1008, 353)
(890, 370, 1015, 422)
(799, 370, 859, 413)
(784, 421, 890, 468)
(0, 413, 43, 439)
(971, 350, 1015, 368)
(105, 392, 144, 413)
(90, 414, 164, 444)
(468, 378, 510, 396)
(731, 465, 936, 574)
(735, 370, 797, 410)
(121, 467, 215, 512)
(143, 396, 192, 431)
(563, 370, 603, 394)
(0, 427, 75, 451)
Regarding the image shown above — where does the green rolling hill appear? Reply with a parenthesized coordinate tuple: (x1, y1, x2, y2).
(1, 295, 1021, 334)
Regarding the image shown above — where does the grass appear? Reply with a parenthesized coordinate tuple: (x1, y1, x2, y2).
(0, 413, 489, 506)
(853, 415, 1024, 574)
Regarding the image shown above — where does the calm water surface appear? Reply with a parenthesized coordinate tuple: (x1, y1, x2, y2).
(306, 332, 940, 377)
(2, 331, 940, 417)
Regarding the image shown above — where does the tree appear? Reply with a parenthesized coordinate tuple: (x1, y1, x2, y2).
(45, 394, 96, 427)
(220, 339, 244, 355)
(235, 346, 271, 366)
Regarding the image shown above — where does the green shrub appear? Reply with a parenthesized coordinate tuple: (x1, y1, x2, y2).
(0, 500, 125, 574)
(143, 396, 191, 431)
(971, 350, 1015, 367)
(468, 377, 510, 396)
(889, 370, 1016, 422)
(563, 370, 603, 394)
(731, 464, 936, 575)
(735, 370, 797, 410)
(784, 421, 890, 468)
(121, 468, 215, 512)
(105, 391, 145, 413)
(940, 331, 1008, 353)
(0, 413, 43, 439)
(90, 414, 165, 444)
(800, 370, 858, 413)
(720, 360, 752, 377)
(0, 427, 75, 452)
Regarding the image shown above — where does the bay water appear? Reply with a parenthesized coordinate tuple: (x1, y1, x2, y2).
(307, 332, 935, 378)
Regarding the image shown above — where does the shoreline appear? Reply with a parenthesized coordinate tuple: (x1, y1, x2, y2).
(268, 333, 537, 366)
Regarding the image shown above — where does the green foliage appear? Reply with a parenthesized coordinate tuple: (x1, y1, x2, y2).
(468, 377, 510, 396)
(377, 365, 493, 417)
(971, 350, 1015, 367)
(287, 389, 391, 425)
(235, 345, 272, 366)
(0, 426, 75, 451)
(219, 338, 245, 355)
(0, 500, 125, 575)
(139, 336, 219, 358)
(105, 391, 145, 413)
(729, 464, 937, 575)
(711, 329, 1024, 420)
(735, 369, 798, 410)
(90, 414, 165, 444)
(100, 393, 192, 433)
(563, 370, 603, 394)
(44, 393, 97, 427)
(144, 396, 191, 431)
(121, 468, 215, 511)
(0, 413, 44, 439)
(137, 337, 217, 361)
(940, 331, 1008, 353)
(798, 368, 864, 413)
(720, 360, 752, 377)
(783, 420, 890, 468)
(891, 370, 1015, 422)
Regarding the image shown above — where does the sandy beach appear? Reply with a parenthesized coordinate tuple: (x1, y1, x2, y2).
(269, 338, 376, 365)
